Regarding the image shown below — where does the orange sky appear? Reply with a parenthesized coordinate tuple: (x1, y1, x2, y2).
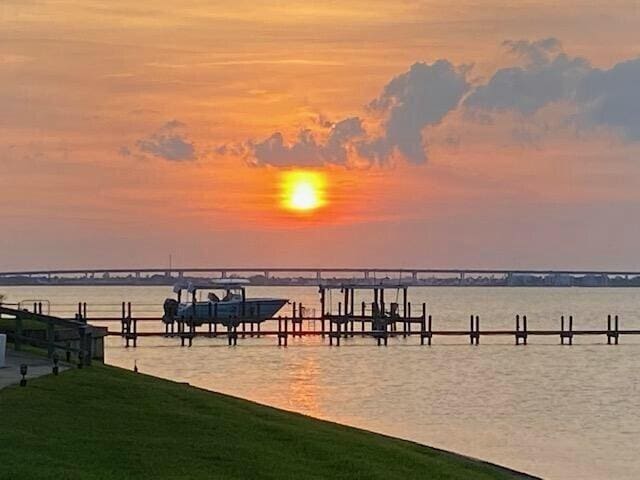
(2, 1, 640, 269)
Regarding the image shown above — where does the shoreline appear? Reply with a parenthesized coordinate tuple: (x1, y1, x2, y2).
(182, 379, 542, 480)
(0, 359, 540, 479)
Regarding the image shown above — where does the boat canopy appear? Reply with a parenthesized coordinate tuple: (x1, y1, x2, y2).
(318, 283, 411, 291)
(173, 279, 250, 294)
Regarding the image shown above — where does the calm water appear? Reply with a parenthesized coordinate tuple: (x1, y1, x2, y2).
(3, 286, 640, 479)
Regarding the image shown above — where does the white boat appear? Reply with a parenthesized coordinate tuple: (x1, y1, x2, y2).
(163, 280, 288, 326)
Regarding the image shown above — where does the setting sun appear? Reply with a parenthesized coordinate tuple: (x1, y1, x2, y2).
(281, 171, 327, 212)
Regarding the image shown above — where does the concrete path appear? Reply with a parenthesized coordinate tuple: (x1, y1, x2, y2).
(0, 349, 70, 389)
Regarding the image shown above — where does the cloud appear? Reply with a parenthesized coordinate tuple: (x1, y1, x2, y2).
(251, 130, 323, 167)
(503, 38, 562, 67)
(364, 60, 471, 163)
(465, 39, 640, 141)
(242, 61, 470, 167)
(464, 38, 591, 115)
(133, 121, 195, 161)
(249, 117, 365, 167)
(225, 39, 640, 168)
(325, 117, 366, 163)
(576, 58, 640, 140)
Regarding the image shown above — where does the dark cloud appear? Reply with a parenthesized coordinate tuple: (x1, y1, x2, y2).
(249, 117, 365, 167)
(245, 61, 470, 167)
(465, 39, 640, 141)
(365, 60, 471, 163)
(134, 121, 195, 161)
(503, 38, 562, 67)
(324, 117, 366, 163)
(251, 130, 323, 167)
(464, 39, 590, 115)
(228, 40, 640, 168)
(577, 58, 640, 140)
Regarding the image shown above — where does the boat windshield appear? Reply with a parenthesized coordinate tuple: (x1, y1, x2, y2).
(203, 289, 242, 302)
(221, 291, 242, 302)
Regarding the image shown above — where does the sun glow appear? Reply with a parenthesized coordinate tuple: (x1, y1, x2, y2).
(281, 171, 327, 212)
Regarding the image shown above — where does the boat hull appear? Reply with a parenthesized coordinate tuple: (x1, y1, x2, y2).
(176, 298, 288, 325)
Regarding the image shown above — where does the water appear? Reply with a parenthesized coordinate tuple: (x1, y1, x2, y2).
(2, 285, 640, 479)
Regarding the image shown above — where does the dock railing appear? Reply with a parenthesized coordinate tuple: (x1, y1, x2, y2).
(0, 305, 105, 365)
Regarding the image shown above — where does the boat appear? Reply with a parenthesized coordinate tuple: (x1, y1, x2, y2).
(163, 279, 288, 326)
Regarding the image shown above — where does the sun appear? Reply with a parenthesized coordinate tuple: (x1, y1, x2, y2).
(281, 171, 327, 212)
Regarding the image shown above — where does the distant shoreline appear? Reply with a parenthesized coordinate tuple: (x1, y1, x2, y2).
(2, 279, 639, 287)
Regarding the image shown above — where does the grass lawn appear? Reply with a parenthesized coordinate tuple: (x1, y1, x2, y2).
(0, 364, 533, 480)
(0, 318, 48, 332)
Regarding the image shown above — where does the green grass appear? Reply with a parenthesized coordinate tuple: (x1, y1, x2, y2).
(0, 365, 529, 480)
(0, 318, 47, 332)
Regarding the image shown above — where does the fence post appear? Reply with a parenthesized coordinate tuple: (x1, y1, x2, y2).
(85, 329, 93, 366)
(78, 325, 87, 366)
(15, 315, 22, 351)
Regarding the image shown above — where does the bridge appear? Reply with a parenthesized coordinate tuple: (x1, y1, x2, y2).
(1, 267, 640, 287)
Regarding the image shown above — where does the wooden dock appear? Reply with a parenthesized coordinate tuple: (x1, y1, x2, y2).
(98, 309, 639, 348)
(4, 288, 640, 349)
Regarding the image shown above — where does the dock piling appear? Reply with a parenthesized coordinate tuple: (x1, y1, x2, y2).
(560, 315, 574, 345)
(516, 315, 528, 345)
(475, 315, 480, 345)
(607, 314, 620, 345)
(469, 315, 480, 345)
(283, 317, 288, 346)
(227, 321, 238, 346)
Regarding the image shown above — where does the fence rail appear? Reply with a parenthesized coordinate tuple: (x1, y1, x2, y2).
(0, 306, 106, 364)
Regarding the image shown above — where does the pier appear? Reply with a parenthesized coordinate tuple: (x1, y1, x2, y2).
(103, 314, 640, 347)
(3, 284, 640, 350)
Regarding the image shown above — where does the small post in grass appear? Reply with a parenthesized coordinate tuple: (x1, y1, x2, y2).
(20, 363, 27, 387)
(52, 353, 59, 376)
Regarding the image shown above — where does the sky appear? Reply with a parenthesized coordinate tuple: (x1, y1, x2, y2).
(1, 1, 640, 270)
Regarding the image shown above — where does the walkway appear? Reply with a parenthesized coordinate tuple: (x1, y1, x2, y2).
(0, 349, 69, 389)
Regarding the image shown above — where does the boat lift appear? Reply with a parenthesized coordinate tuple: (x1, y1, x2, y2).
(319, 284, 424, 345)
(319, 283, 411, 319)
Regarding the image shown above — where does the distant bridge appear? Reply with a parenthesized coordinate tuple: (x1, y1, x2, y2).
(1, 267, 640, 287)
